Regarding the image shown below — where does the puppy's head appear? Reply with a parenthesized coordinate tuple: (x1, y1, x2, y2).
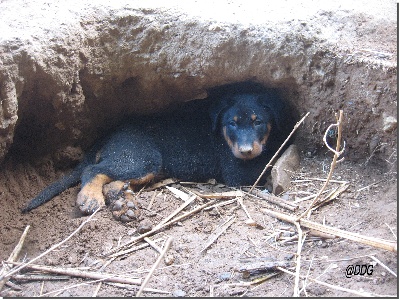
(210, 93, 279, 160)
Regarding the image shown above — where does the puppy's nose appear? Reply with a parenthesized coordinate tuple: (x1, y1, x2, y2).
(239, 145, 253, 155)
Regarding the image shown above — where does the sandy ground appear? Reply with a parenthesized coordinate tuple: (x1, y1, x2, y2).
(0, 148, 397, 297)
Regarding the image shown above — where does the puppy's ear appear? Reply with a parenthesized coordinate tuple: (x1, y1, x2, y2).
(209, 96, 230, 132)
(257, 90, 287, 133)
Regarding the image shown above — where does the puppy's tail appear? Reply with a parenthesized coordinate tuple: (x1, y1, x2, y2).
(22, 149, 98, 213)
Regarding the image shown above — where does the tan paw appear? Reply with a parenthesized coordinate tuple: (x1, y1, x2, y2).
(76, 174, 111, 215)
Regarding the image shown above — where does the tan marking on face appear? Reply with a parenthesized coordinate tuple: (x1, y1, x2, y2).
(251, 114, 257, 121)
(223, 126, 234, 148)
(234, 123, 271, 160)
(233, 116, 238, 122)
(231, 142, 262, 160)
(261, 123, 272, 145)
(250, 141, 263, 159)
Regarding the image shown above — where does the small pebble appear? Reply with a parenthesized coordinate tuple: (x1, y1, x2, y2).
(173, 290, 186, 297)
(285, 254, 294, 260)
(68, 254, 78, 264)
(164, 254, 175, 265)
(208, 208, 219, 216)
(137, 220, 152, 233)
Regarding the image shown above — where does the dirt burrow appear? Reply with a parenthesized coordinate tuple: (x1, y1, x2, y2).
(0, 0, 397, 165)
(0, 1, 397, 298)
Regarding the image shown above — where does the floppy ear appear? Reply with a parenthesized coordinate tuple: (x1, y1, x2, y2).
(209, 96, 231, 132)
(257, 90, 287, 133)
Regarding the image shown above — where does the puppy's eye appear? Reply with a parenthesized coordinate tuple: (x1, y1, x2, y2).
(253, 119, 262, 126)
(228, 120, 237, 127)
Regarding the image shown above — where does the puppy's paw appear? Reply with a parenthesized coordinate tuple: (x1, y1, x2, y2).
(76, 186, 105, 215)
(103, 181, 141, 223)
(110, 193, 141, 223)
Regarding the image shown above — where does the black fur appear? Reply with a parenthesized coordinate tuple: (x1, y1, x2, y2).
(23, 85, 295, 213)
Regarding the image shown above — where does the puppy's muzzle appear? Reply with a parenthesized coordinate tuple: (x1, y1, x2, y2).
(238, 145, 254, 156)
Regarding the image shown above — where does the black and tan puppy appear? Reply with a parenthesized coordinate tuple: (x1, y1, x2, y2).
(23, 86, 294, 220)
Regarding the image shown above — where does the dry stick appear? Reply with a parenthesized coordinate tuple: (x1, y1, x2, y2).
(204, 198, 238, 211)
(277, 267, 394, 297)
(105, 200, 216, 257)
(384, 223, 397, 241)
(166, 186, 192, 201)
(136, 237, 173, 297)
(5, 280, 22, 291)
(243, 188, 297, 211)
(39, 281, 45, 296)
(92, 282, 102, 297)
(40, 277, 166, 297)
(356, 179, 385, 192)
(311, 183, 349, 211)
(263, 208, 397, 252)
(293, 222, 305, 297)
(108, 239, 163, 259)
(292, 178, 348, 184)
(144, 237, 163, 254)
(105, 282, 170, 294)
(0, 225, 30, 291)
(11, 274, 70, 281)
(191, 190, 243, 199)
(156, 194, 196, 228)
(144, 238, 171, 265)
(297, 111, 344, 220)
(250, 112, 310, 193)
(147, 191, 161, 210)
(368, 255, 397, 277)
(1, 207, 102, 282)
(7, 262, 141, 285)
(237, 197, 253, 221)
(200, 216, 236, 253)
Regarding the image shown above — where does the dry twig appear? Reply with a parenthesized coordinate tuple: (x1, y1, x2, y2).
(191, 190, 243, 199)
(243, 187, 298, 211)
(263, 208, 397, 252)
(136, 237, 173, 297)
(1, 207, 102, 283)
(0, 225, 30, 291)
(200, 216, 236, 253)
(92, 282, 102, 297)
(368, 255, 397, 277)
(7, 262, 141, 286)
(204, 198, 237, 211)
(156, 194, 196, 228)
(105, 200, 216, 257)
(107, 239, 162, 259)
(293, 222, 305, 297)
(277, 267, 394, 297)
(250, 112, 310, 192)
(297, 111, 344, 220)
(11, 274, 70, 282)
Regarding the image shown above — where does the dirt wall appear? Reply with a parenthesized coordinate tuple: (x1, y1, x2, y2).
(0, 0, 397, 165)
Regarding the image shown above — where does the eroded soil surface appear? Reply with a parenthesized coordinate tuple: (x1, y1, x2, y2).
(0, 151, 397, 297)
